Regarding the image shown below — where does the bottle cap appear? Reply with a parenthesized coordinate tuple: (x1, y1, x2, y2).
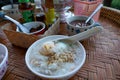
(19, 0, 30, 3)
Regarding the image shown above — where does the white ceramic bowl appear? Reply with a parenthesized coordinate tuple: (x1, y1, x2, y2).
(0, 43, 8, 79)
(17, 21, 46, 35)
(66, 16, 95, 35)
(1, 4, 21, 20)
(25, 35, 86, 80)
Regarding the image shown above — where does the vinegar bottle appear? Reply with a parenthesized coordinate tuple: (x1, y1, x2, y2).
(44, 0, 56, 28)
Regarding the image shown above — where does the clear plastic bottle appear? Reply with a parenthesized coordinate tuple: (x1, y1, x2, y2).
(53, 0, 73, 23)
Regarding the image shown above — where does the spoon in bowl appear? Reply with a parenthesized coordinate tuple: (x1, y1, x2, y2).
(4, 15, 29, 33)
(0, 11, 29, 33)
(85, 4, 103, 24)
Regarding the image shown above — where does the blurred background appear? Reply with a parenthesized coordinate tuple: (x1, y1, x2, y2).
(0, 0, 120, 10)
(103, 0, 120, 10)
(0, 0, 18, 9)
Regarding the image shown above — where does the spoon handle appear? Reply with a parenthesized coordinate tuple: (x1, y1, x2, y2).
(4, 15, 29, 33)
(69, 24, 103, 42)
(85, 4, 103, 24)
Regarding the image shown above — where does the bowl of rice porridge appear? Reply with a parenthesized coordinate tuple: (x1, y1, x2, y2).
(25, 35, 86, 80)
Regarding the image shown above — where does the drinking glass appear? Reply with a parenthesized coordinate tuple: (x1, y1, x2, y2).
(53, 0, 74, 23)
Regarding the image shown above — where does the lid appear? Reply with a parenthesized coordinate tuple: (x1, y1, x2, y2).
(19, 0, 30, 3)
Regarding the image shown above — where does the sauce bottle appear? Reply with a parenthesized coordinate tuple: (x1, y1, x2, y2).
(34, 0, 46, 24)
(44, 0, 56, 28)
(18, 0, 35, 23)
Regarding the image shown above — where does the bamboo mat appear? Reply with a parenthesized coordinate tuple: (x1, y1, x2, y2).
(70, 17, 120, 80)
(0, 6, 120, 80)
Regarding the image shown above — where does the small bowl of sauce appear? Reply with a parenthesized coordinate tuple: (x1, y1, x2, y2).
(70, 20, 91, 27)
(66, 16, 95, 35)
(17, 21, 46, 35)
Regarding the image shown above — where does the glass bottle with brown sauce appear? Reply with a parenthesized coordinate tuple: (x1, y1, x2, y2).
(34, 0, 46, 24)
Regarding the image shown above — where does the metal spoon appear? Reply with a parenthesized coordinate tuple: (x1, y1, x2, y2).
(85, 4, 103, 24)
(55, 25, 103, 43)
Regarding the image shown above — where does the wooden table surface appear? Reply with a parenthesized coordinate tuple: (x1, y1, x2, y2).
(0, 14, 120, 80)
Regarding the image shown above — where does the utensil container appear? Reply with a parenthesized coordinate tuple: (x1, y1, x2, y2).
(74, 0, 103, 21)
(2, 18, 60, 48)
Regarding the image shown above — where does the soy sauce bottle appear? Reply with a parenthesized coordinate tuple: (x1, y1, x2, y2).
(19, 0, 35, 23)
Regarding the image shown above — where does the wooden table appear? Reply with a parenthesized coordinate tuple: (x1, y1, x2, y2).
(0, 7, 120, 80)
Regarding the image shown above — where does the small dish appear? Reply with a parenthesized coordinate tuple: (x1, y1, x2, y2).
(1, 4, 21, 20)
(0, 43, 8, 79)
(17, 21, 46, 35)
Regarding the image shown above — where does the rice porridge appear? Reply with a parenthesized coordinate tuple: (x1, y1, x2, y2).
(29, 41, 82, 76)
